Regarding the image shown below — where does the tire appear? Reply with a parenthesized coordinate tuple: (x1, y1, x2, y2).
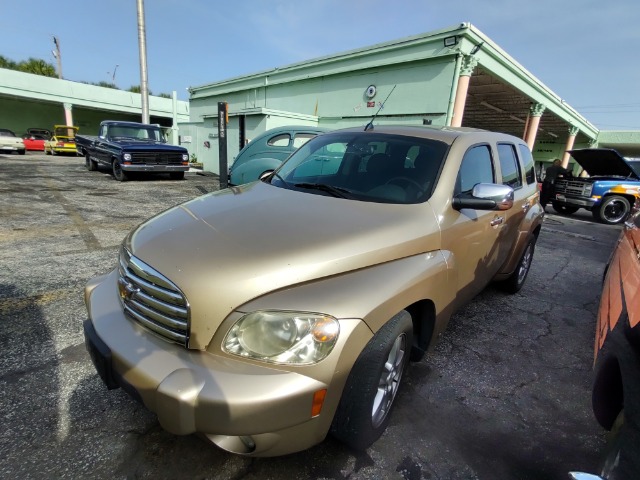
(112, 159, 128, 182)
(85, 154, 97, 171)
(595, 196, 631, 225)
(169, 172, 184, 180)
(18, 149, 25, 155)
(45, 147, 50, 155)
(551, 202, 579, 215)
(499, 237, 536, 294)
(599, 411, 640, 479)
(331, 310, 412, 450)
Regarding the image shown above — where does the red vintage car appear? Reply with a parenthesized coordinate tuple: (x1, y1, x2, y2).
(22, 128, 51, 151)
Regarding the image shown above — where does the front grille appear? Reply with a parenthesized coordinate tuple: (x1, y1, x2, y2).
(554, 179, 593, 197)
(118, 248, 189, 347)
(130, 151, 184, 165)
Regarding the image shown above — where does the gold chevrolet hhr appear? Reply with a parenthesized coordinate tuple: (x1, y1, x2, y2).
(84, 125, 543, 456)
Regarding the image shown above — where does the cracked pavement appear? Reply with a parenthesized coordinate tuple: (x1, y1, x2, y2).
(0, 153, 622, 479)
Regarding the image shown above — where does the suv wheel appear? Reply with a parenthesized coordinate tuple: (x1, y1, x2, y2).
(330, 310, 412, 450)
(499, 237, 536, 294)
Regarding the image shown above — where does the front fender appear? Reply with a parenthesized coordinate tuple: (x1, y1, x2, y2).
(232, 250, 455, 340)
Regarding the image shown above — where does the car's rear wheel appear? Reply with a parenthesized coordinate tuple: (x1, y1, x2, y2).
(552, 202, 579, 215)
(18, 149, 25, 155)
(331, 310, 412, 450)
(112, 159, 128, 181)
(499, 236, 536, 294)
(595, 196, 631, 225)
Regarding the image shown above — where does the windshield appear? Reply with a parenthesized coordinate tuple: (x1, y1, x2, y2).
(108, 125, 163, 141)
(269, 132, 448, 204)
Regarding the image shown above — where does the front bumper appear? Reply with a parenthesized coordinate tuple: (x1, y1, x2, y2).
(121, 164, 189, 173)
(84, 269, 343, 456)
(554, 193, 597, 208)
(1, 145, 23, 151)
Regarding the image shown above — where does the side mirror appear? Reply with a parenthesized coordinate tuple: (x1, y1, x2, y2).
(453, 183, 514, 211)
(568, 473, 604, 480)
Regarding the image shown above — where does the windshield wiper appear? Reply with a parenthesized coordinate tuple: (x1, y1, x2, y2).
(293, 182, 353, 198)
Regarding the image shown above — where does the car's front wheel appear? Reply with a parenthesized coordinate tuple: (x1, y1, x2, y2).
(594, 196, 631, 225)
(86, 154, 97, 171)
(112, 159, 128, 181)
(169, 172, 184, 180)
(330, 310, 412, 450)
(552, 202, 579, 215)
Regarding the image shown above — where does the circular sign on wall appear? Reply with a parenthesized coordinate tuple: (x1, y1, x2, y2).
(365, 85, 377, 99)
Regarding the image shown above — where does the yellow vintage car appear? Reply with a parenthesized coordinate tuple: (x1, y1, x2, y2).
(45, 125, 80, 155)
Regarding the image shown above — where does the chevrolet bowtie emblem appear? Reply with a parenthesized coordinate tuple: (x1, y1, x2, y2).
(118, 277, 140, 301)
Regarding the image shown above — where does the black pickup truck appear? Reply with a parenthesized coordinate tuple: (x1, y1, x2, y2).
(76, 120, 189, 181)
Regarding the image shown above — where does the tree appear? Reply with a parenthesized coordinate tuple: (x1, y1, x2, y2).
(0, 55, 18, 70)
(17, 58, 57, 77)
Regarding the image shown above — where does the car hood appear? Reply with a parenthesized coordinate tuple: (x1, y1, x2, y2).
(127, 181, 440, 348)
(569, 148, 640, 179)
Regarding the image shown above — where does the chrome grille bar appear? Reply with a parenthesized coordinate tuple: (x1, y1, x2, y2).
(119, 247, 189, 347)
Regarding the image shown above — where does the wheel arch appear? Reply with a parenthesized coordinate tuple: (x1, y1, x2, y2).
(601, 192, 636, 206)
(593, 353, 623, 430)
(404, 300, 436, 361)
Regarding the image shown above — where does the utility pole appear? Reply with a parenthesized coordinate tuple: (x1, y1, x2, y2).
(136, 0, 150, 123)
(52, 36, 62, 79)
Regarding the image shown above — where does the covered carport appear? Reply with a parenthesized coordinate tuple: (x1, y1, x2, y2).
(0, 68, 189, 140)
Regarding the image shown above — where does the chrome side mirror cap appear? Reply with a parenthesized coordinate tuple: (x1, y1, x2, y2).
(568, 472, 604, 480)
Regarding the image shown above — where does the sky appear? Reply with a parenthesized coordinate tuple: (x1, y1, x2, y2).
(2, 0, 639, 131)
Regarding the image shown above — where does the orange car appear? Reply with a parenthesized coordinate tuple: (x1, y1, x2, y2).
(590, 198, 640, 478)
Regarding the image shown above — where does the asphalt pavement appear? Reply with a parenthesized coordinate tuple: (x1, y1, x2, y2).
(0, 152, 622, 479)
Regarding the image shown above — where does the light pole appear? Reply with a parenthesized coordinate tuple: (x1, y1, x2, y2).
(136, 0, 150, 123)
(52, 36, 62, 79)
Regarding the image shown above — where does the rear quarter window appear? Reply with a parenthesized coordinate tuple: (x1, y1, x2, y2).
(267, 134, 291, 147)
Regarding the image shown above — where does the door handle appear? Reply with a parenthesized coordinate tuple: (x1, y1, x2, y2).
(490, 216, 504, 227)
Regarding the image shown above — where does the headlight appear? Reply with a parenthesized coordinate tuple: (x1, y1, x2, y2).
(223, 310, 340, 365)
(182, 153, 189, 162)
(123, 153, 132, 161)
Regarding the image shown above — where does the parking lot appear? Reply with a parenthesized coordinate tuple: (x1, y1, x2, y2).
(0, 152, 623, 479)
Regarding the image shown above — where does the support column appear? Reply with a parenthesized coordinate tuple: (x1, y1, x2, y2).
(561, 126, 579, 168)
(63, 103, 74, 127)
(171, 91, 179, 145)
(450, 55, 478, 127)
(524, 103, 545, 150)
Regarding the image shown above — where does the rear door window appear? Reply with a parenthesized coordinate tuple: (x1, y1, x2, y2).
(518, 144, 536, 185)
(292, 133, 318, 149)
(497, 143, 522, 189)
